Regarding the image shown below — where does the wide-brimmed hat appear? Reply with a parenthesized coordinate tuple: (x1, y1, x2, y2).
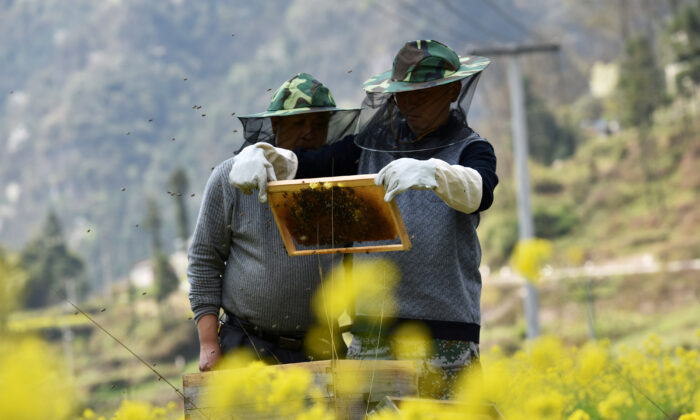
(239, 73, 355, 118)
(362, 40, 490, 93)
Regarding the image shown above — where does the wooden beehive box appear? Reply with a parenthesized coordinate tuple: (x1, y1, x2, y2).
(267, 174, 411, 256)
(183, 359, 419, 420)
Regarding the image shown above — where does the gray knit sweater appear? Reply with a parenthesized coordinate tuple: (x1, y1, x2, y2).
(187, 157, 334, 333)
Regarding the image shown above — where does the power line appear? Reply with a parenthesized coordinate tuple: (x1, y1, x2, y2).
(369, 0, 461, 43)
(434, 0, 511, 41)
(483, 0, 545, 42)
(398, 0, 475, 41)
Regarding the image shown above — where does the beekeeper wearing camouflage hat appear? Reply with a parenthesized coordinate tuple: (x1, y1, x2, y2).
(291, 40, 499, 398)
(350, 39, 498, 399)
(188, 73, 358, 370)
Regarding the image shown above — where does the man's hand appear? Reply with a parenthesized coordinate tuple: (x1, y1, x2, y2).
(196, 314, 222, 372)
(375, 158, 437, 202)
(229, 142, 298, 203)
(199, 341, 222, 372)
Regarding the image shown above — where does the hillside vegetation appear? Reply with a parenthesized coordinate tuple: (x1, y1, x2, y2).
(480, 94, 700, 267)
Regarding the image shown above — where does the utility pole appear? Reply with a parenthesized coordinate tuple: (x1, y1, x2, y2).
(470, 43, 560, 339)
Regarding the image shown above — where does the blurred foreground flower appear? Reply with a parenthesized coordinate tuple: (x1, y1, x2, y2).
(0, 335, 76, 419)
(111, 400, 180, 420)
(308, 259, 399, 359)
(448, 334, 700, 420)
(312, 259, 399, 324)
(202, 348, 333, 419)
(510, 238, 552, 283)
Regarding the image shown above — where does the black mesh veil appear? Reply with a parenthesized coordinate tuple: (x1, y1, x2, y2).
(237, 109, 360, 153)
(354, 73, 483, 153)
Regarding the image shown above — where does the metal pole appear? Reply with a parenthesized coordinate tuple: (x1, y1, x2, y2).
(507, 55, 540, 339)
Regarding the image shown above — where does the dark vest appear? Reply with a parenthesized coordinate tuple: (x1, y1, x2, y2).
(356, 133, 484, 341)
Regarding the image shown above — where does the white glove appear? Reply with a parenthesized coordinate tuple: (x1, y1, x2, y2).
(375, 158, 438, 202)
(375, 158, 483, 214)
(228, 142, 298, 203)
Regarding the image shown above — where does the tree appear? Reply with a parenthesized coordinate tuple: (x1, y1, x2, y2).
(617, 36, 667, 211)
(617, 36, 666, 127)
(144, 196, 163, 252)
(668, 0, 700, 95)
(168, 167, 190, 248)
(153, 251, 180, 302)
(525, 79, 580, 165)
(0, 247, 27, 329)
(143, 196, 179, 302)
(20, 210, 86, 308)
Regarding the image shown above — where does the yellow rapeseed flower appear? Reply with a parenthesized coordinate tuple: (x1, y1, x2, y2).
(567, 409, 592, 420)
(0, 336, 75, 419)
(597, 389, 633, 420)
(312, 259, 399, 326)
(391, 322, 434, 360)
(510, 238, 552, 283)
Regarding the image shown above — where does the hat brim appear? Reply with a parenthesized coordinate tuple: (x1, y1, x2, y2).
(362, 55, 490, 93)
(237, 106, 358, 119)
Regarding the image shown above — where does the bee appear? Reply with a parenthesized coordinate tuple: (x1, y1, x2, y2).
(231, 112, 236, 116)
(201, 113, 206, 117)
(142, 292, 147, 295)
(190, 193, 195, 197)
(171, 138, 176, 141)
(121, 187, 126, 191)
(148, 118, 153, 122)
(347, 69, 352, 73)
(126, 131, 131, 135)
(183, 77, 188, 81)
(101, 308, 106, 312)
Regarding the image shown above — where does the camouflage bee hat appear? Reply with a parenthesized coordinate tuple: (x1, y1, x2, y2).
(362, 40, 490, 93)
(239, 72, 356, 118)
(237, 73, 360, 148)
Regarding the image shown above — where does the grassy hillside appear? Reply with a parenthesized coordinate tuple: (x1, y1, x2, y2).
(480, 94, 700, 268)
